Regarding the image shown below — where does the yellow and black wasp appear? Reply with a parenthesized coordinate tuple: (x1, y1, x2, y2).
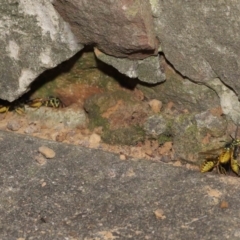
(0, 99, 25, 117)
(26, 98, 45, 109)
(44, 96, 63, 108)
(27, 96, 63, 109)
(200, 128, 240, 176)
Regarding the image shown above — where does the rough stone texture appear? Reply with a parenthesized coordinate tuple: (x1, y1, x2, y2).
(0, 0, 83, 101)
(84, 90, 150, 145)
(172, 111, 228, 162)
(138, 62, 220, 113)
(94, 48, 165, 84)
(53, 0, 158, 59)
(144, 115, 168, 136)
(2, 130, 240, 239)
(207, 78, 240, 124)
(152, 1, 240, 96)
(25, 106, 87, 128)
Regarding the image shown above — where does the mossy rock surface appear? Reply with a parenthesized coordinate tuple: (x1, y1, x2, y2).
(84, 90, 150, 145)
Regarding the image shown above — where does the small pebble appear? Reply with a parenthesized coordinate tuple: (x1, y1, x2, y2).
(89, 133, 101, 148)
(41, 182, 47, 187)
(154, 209, 166, 220)
(35, 154, 47, 165)
(38, 146, 56, 159)
(7, 120, 22, 131)
(24, 125, 39, 134)
(148, 99, 162, 113)
(119, 154, 127, 160)
(56, 132, 67, 142)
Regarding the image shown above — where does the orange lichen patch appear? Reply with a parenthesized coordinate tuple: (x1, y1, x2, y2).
(57, 84, 102, 107)
(133, 88, 145, 101)
(102, 100, 124, 118)
(210, 107, 223, 117)
(142, 139, 158, 156)
(105, 103, 149, 130)
(158, 141, 173, 155)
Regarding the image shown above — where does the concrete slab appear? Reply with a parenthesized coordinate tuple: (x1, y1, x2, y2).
(0, 131, 240, 239)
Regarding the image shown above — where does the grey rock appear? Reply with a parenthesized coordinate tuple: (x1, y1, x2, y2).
(25, 106, 87, 128)
(0, 0, 83, 101)
(53, 0, 157, 58)
(95, 48, 165, 84)
(207, 78, 240, 124)
(154, 1, 240, 95)
(195, 110, 227, 138)
(138, 63, 220, 113)
(7, 119, 22, 131)
(144, 114, 168, 136)
(1, 130, 240, 239)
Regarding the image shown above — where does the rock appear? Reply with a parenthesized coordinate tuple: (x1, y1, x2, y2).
(89, 133, 101, 148)
(7, 120, 22, 131)
(154, 209, 166, 220)
(38, 146, 56, 159)
(195, 110, 227, 137)
(148, 99, 162, 113)
(153, 1, 240, 97)
(207, 78, 240, 124)
(25, 106, 87, 128)
(24, 124, 39, 134)
(144, 115, 168, 136)
(55, 132, 67, 142)
(138, 63, 220, 113)
(94, 48, 165, 84)
(53, 0, 157, 58)
(84, 90, 149, 145)
(0, 0, 83, 101)
(119, 154, 127, 161)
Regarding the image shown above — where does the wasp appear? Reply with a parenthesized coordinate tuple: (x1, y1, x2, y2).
(230, 139, 240, 175)
(11, 100, 25, 115)
(27, 96, 63, 109)
(44, 96, 63, 108)
(0, 100, 25, 117)
(200, 129, 240, 176)
(26, 98, 45, 109)
(0, 105, 9, 114)
(200, 142, 233, 175)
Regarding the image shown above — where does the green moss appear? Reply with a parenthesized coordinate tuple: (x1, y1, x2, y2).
(102, 125, 146, 145)
(185, 124, 198, 136)
(158, 134, 173, 145)
(86, 103, 109, 131)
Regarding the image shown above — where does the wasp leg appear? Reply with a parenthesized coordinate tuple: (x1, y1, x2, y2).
(14, 106, 25, 115)
(216, 163, 227, 175)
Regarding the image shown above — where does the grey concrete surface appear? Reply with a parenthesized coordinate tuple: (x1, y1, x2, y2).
(0, 130, 240, 240)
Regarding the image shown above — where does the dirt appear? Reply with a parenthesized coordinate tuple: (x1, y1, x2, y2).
(0, 105, 178, 166)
